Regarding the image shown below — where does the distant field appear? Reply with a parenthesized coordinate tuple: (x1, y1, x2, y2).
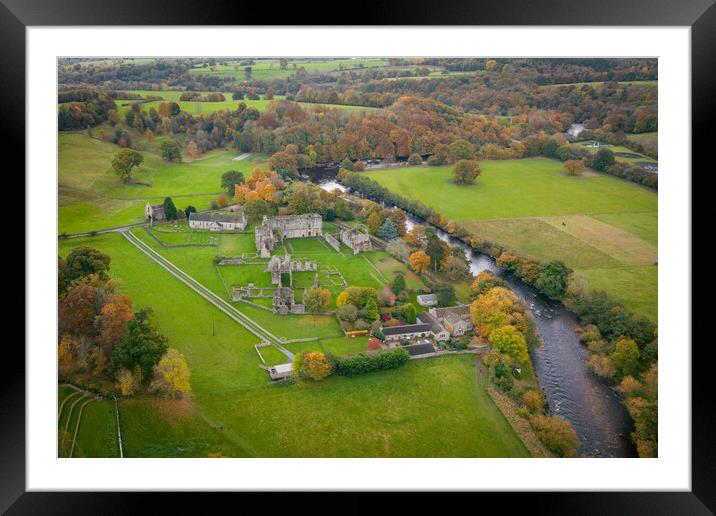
(626, 131, 658, 151)
(540, 80, 657, 89)
(115, 90, 379, 115)
(364, 159, 657, 320)
(58, 131, 265, 233)
(186, 58, 391, 81)
(576, 142, 657, 164)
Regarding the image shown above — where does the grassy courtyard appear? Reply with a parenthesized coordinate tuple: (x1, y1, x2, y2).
(364, 159, 657, 320)
(59, 232, 528, 457)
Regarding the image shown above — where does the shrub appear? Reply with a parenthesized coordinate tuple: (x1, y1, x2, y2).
(407, 153, 422, 166)
(301, 351, 333, 381)
(530, 414, 580, 457)
(333, 348, 410, 377)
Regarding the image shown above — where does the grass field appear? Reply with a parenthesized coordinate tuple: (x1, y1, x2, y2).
(186, 58, 391, 81)
(576, 143, 657, 164)
(364, 159, 657, 320)
(59, 232, 529, 457)
(58, 386, 119, 457)
(115, 90, 379, 115)
(58, 131, 265, 234)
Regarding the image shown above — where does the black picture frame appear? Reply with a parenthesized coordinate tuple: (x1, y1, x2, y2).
(3, 0, 712, 513)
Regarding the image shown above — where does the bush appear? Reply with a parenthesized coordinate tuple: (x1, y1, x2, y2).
(407, 153, 422, 166)
(333, 348, 410, 377)
(530, 414, 580, 457)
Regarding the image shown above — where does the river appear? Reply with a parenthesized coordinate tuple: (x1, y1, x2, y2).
(315, 175, 636, 457)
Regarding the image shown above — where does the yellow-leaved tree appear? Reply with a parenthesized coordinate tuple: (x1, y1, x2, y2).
(149, 348, 192, 398)
(409, 250, 431, 274)
(301, 352, 332, 381)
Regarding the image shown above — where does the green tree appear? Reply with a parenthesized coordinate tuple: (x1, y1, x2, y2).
(111, 149, 144, 183)
(391, 274, 406, 295)
(340, 157, 353, 171)
(364, 297, 380, 321)
(446, 139, 476, 163)
(452, 159, 481, 184)
(303, 287, 331, 326)
(377, 217, 398, 240)
(611, 338, 641, 377)
(162, 197, 178, 220)
(426, 232, 448, 272)
(111, 310, 169, 380)
(184, 205, 197, 218)
(404, 303, 417, 324)
(591, 147, 616, 171)
(65, 246, 111, 282)
(160, 140, 182, 162)
(221, 170, 245, 195)
(435, 284, 456, 307)
(535, 261, 571, 299)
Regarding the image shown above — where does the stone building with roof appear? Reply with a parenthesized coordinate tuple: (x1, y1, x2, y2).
(382, 322, 433, 342)
(429, 305, 473, 337)
(145, 202, 165, 224)
(189, 210, 247, 231)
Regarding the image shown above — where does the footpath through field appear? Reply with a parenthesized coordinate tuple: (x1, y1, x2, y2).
(121, 230, 294, 359)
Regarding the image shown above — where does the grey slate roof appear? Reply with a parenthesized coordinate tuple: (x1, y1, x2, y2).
(382, 323, 432, 337)
(417, 312, 445, 334)
(189, 211, 245, 223)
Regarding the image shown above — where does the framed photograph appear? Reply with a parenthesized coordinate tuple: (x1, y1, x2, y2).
(5, 0, 712, 512)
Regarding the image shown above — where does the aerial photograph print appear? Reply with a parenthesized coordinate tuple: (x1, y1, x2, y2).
(57, 57, 658, 459)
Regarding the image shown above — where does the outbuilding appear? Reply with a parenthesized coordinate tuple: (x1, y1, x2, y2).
(416, 294, 438, 307)
(268, 362, 294, 381)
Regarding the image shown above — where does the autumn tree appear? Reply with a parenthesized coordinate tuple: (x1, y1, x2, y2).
(407, 153, 422, 166)
(452, 159, 481, 184)
(116, 368, 137, 397)
(301, 351, 333, 381)
(530, 414, 580, 457)
(149, 348, 192, 398)
(111, 149, 144, 183)
(489, 325, 529, 363)
(409, 250, 431, 274)
(611, 337, 641, 377)
(303, 286, 331, 326)
(446, 140, 476, 163)
(470, 286, 521, 338)
(95, 294, 134, 352)
(187, 141, 201, 160)
(563, 159, 585, 176)
(366, 211, 382, 235)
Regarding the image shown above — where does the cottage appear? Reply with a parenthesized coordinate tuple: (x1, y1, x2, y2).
(416, 293, 438, 307)
(382, 323, 433, 342)
(339, 228, 372, 254)
(268, 362, 294, 381)
(417, 312, 450, 342)
(429, 305, 473, 337)
(189, 211, 247, 231)
(255, 213, 323, 257)
(145, 202, 165, 224)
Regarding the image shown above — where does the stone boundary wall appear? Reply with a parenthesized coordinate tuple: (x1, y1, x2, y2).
(324, 233, 341, 252)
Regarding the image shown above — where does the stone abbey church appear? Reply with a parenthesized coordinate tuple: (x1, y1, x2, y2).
(255, 213, 323, 257)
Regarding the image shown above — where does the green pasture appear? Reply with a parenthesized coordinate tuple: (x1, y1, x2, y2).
(576, 143, 657, 164)
(364, 159, 657, 320)
(186, 58, 391, 81)
(58, 131, 265, 234)
(59, 231, 527, 457)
